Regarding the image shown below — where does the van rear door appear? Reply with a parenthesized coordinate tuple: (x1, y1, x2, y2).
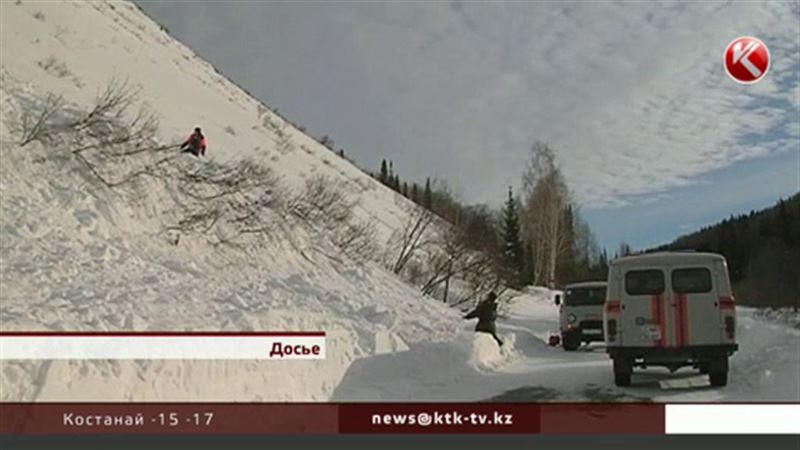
(621, 268, 668, 347)
(670, 267, 719, 346)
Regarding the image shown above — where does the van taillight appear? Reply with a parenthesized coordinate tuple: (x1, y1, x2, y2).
(725, 316, 735, 340)
(607, 319, 617, 342)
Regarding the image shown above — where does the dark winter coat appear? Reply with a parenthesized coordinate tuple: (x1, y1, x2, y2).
(464, 298, 498, 333)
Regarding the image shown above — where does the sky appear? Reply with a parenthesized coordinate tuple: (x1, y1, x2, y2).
(135, 1, 800, 251)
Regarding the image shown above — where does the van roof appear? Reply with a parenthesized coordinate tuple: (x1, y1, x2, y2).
(610, 251, 726, 268)
(564, 281, 608, 289)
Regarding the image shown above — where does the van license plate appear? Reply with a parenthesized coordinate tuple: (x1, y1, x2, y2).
(643, 325, 661, 341)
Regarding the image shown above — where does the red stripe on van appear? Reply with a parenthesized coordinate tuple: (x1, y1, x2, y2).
(649, 296, 657, 344)
(651, 295, 664, 347)
(673, 293, 690, 347)
(672, 293, 679, 347)
(606, 301, 621, 314)
(660, 294, 668, 347)
(681, 293, 690, 346)
(719, 296, 735, 310)
(675, 293, 685, 347)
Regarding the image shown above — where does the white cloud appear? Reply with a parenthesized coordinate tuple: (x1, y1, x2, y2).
(137, 1, 799, 208)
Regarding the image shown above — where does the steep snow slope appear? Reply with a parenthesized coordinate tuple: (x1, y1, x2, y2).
(0, 0, 464, 401)
(1, 0, 415, 240)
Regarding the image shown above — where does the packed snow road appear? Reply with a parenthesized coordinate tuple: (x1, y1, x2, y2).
(332, 289, 800, 402)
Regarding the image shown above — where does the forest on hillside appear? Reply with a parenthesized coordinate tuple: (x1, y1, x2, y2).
(359, 133, 797, 309)
(368, 142, 608, 301)
(651, 193, 800, 308)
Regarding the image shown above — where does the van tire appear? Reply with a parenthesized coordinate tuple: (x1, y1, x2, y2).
(562, 332, 580, 351)
(614, 372, 631, 387)
(708, 355, 729, 387)
(709, 371, 728, 387)
(613, 357, 632, 387)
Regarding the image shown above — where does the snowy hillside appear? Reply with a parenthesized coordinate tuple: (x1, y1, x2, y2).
(0, 0, 464, 401)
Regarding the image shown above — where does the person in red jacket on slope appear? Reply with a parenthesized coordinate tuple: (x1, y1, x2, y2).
(181, 127, 207, 157)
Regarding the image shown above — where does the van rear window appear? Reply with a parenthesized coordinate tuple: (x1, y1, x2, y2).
(565, 287, 607, 306)
(625, 270, 664, 295)
(672, 268, 712, 294)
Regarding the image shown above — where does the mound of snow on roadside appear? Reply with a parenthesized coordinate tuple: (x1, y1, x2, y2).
(331, 332, 520, 401)
(506, 286, 559, 316)
(751, 307, 800, 329)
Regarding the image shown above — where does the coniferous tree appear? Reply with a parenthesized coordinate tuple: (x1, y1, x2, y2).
(411, 183, 419, 203)
(777, 199, 793, 245)
(424, 178, 433, 210)
(501, 186, 524, 286)
(402, 182, 408, 198)
(380, 160, 388, 185)
(594, 249, 609, 279)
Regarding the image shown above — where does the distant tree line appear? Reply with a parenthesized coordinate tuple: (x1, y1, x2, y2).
(375, 159, 433, 209)
(650, 193, 800, 308)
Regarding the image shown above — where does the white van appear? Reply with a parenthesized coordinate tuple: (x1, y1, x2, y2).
(603, 252, 738, 387)
(555, 281, 607, 351)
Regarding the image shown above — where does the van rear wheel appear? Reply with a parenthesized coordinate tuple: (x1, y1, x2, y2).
(708, 356, 729, 387)
(709, 371, 728, 387)
(614, 372, 631, 387)
(613, 357, 632, 387)
(562, 332, 580, 351)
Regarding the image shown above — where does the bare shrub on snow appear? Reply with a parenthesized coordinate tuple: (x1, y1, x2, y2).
(170, 159, 282, 245)
(17, 93, 64, 147)
(16, 77, 158, 153)
(388, 204, 436, 274)
(72, 78, 159, 148)
(420, 226, 471, 299)
(334, 218, 378, 262)
(288, 174, 354, 226)
(287, 174, 379, 260)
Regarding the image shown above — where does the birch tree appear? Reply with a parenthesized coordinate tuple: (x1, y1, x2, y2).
(521, 142, 570, 288)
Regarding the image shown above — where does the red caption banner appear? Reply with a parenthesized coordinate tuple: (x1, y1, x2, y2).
(0, 403, 665, 434)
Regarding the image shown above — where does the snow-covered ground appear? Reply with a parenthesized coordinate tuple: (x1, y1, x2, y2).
(334, 288, 800, 402)
(1, 1, 797, 404)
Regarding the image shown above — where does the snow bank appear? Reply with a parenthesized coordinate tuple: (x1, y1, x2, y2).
(331, 332, 519, 401)
(751, 307, 800, 329)
(507, 287, 559, 317)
